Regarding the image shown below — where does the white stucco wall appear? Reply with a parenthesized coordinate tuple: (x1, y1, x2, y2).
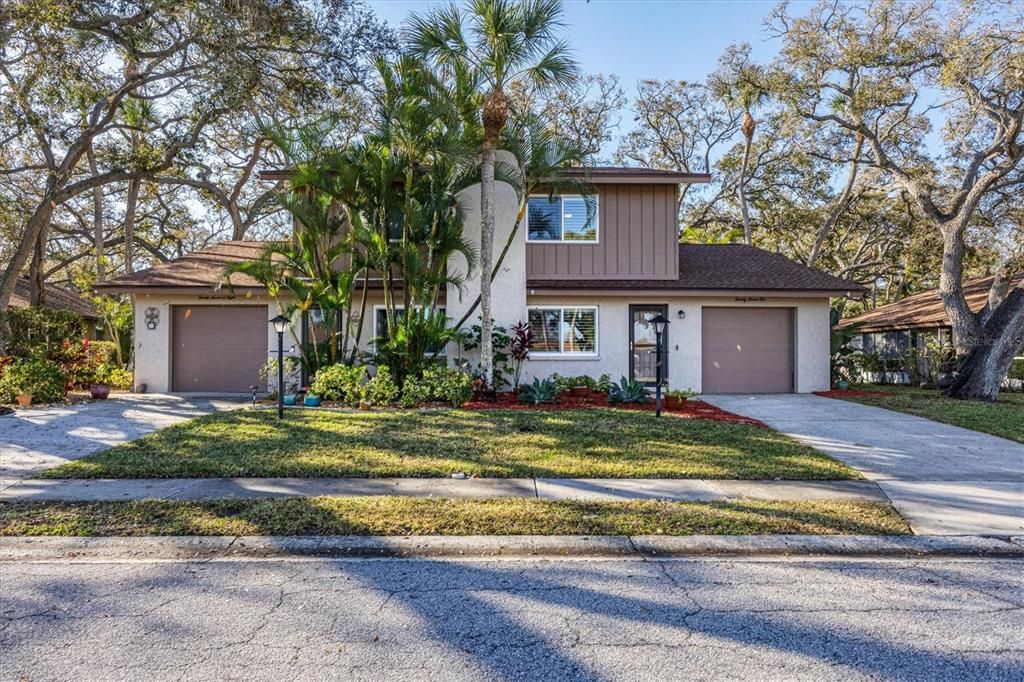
(446, 150, 527, 366)
(131, 292, 293, 394)
(521, 295, 832, 393)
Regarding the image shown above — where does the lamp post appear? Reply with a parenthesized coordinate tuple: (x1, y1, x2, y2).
(650, 313, 670, 416)
(269, 314, 290, 419)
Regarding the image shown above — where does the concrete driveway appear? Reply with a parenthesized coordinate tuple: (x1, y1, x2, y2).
(703, 394, 1024, 536)
(0, 394, 243, 489)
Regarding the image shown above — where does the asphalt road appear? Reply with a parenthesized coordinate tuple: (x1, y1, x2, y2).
(1, 557, 1021, 681)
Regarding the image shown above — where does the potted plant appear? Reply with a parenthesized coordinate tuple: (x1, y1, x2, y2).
(664, 388, 697, 410)
(303, 392, 322, 407)
(15, 392, 32, 407)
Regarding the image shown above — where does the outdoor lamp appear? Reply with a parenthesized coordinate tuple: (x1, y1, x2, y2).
(271, 314, 290, 335)
(650, 313, 670, 416)
(269, 314, 290, 419)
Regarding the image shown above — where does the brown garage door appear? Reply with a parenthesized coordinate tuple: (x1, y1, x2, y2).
(701, 307, 794, 394)
(172, 305, 268, 392)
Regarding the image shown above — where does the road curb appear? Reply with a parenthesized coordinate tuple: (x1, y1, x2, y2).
(2, 534, 1023, 561)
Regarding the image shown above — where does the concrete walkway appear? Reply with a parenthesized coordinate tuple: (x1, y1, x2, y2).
(0, 394, 244, 488)
(702, 394, 1024, 536)
(0, 476, 887, 503)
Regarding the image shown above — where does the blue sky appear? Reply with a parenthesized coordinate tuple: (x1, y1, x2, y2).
(369, 0, 814, 157)
(370, 0, 801, 85)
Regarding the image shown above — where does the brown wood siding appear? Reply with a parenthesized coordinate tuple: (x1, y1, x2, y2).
(526, 184, 679, 280)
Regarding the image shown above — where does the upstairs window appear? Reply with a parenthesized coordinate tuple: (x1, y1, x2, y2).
(527, 195, 598, 243)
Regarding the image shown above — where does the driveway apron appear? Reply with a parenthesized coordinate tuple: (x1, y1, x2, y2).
(702, 394, 1024, 536)
(0, 395, 242, 489)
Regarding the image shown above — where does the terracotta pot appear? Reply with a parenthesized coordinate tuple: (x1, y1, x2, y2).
(663, 396, 685, 410)
(15, 394, 32, 407)
(90, 384, 111, 400)
(359, 400, 371, 410)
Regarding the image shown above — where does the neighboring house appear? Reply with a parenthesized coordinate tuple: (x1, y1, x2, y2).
(11, 277, 100, 337)
(95, 165, 864, 394)
(835, 273, 1024, 356)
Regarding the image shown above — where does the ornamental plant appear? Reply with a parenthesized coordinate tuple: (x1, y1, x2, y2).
(309, 364, 365, 405)
(0, 357, 66, 404)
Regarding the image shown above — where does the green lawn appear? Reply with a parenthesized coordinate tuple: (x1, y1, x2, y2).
(0, 498, 909, 536)
(42, 408, 859, 480)
(832, 385, 1024, 443)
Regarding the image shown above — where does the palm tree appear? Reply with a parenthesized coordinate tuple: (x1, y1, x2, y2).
(721, 67, 767, 245)
(408, 0, 578, 392)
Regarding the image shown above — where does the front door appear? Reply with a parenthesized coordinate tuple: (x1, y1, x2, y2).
(629, 304, 668, 385)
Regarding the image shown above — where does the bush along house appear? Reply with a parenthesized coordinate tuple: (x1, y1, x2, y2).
(95, 163, 865, 395)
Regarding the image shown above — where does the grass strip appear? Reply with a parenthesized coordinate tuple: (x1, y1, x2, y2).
(831, 385, 1024, 443)
(41, 408, 859, 480)
(0, 498, 910, 537)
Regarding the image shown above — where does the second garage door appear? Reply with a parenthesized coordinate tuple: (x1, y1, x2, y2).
(171, 305, 268, 392)
(701, 307, 794, 394)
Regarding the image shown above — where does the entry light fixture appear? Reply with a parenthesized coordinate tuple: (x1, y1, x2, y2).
(270, 314, 290, 334)
(677, 309, 686, 320)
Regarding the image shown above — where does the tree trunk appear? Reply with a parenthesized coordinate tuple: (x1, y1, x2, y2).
(123, 178, 140, 274)
(87, 146, 105, 281)
(808, 135, 863, 268)
(479, 141, 496, 391)
(738, 133, 753, 245)
(946, 286, 1024, 401)
(29, 223, 49, 306)
(938, 221, 981, 356)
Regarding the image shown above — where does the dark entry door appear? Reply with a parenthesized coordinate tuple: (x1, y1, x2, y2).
(629, 304, 668, 385)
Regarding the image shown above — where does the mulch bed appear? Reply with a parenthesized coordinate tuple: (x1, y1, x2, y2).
(814, 389, 890, 399)
(464, 392, 767, 428)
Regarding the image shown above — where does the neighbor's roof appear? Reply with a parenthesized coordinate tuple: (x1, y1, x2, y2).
(11, 278, 100, 319)
(93, 241, 277, 293)
(528, 244, 866, 295)
(835, 273, 1023, 333)
(259, 165, 710, 185)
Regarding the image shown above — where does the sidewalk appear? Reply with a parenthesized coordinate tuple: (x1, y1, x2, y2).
(0, 476, 888, 503)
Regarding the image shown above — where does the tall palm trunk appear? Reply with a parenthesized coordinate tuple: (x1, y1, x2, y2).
(124, 178, 140, 274)
(479, 88, 507, 392)
(87, 145, 105, 281)
(738, 111, 755, 245)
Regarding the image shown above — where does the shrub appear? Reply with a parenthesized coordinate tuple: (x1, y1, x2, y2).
(596, 373, 612, 393)
(432, 367, 473, 407)
(63, 339, 121, 389)
(398, 367, 474, 407)
(0, 357, 67, 404)
(609, 376, 648, 404)
(362, 366, 399, 405)
(4, 307, 87, 359)
(309, 364, 365, 405)
(518, 377, 560, 404)
(551, 373, 598, 393)
(665, 388, 699, 399)
(95, 363, 133, 390)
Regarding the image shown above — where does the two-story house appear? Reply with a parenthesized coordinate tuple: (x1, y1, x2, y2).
(96, 163, 864, 394)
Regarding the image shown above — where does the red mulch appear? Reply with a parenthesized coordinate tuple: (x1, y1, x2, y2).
(814, 389, 890, 399)
(463, 392, 767, 428)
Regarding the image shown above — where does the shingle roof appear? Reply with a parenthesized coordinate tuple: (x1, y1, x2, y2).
(260, 165, 710, 185)
(528, 244, 865, 293)
(94, 241, 277, 292)
(11, 278, 100, 319)
(835, 273, 1023, 332)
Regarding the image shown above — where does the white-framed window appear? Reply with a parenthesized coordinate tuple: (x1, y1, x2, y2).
(527, 306, 598, 356)
(526, 195, 598, 243)
(373, 305, 448, 357)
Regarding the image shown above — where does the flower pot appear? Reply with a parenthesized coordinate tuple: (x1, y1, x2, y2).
(282, 394, 298, 406)
(136, 382, 147, 394)
(836, 380, 850, 390)
(90, 384, 111, 400)
(936, 372, 954, 389)
(15, 394, 33, 407)
(359, 400, 371, 410)
(303, 394, 321, 407)
(663, 396, 685, 410)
